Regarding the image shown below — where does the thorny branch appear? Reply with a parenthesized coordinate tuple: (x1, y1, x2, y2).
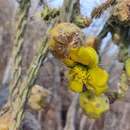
(9, 0, 80, 129)
(9, 0, 31, 104)
(9, 25, 50, 130)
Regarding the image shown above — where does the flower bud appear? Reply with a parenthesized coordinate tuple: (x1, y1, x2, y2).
(80, 92, 109, 118)
(28, 85, 51, 111)
(48, 23, 84, 67)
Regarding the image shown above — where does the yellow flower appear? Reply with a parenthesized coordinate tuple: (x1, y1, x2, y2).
(125, 57, 130, 77)
(69, 47, 99, 68)
(79, 92, 109, 119)
(67, 65, 88, 81)
(67, 65, 88, 93)
(87, 67, 109, 95)
(67, 64, 109, 95)
(68, 79, 83, 93)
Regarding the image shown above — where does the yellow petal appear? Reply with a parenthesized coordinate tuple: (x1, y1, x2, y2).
(68, 79, 83, 93)
(69, 48, 79, 61)
(70, 47, 99, 67)
(79, 92, 109, 118)
(67, 65, 88, 83)
(87, 67, 109, 87)
(66, 65, 88, 93)
(87, 67, 109, 95)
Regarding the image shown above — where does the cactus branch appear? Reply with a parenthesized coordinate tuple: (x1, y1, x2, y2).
(9, 0, 31, 104)
(9, 26, 50, 130)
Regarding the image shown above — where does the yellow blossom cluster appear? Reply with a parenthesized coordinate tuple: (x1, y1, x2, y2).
(49, 23, 110, 119)
(66, 47, 109, 118)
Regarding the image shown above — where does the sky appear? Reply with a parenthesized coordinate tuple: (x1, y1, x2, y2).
(46, 0, 111, 36)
